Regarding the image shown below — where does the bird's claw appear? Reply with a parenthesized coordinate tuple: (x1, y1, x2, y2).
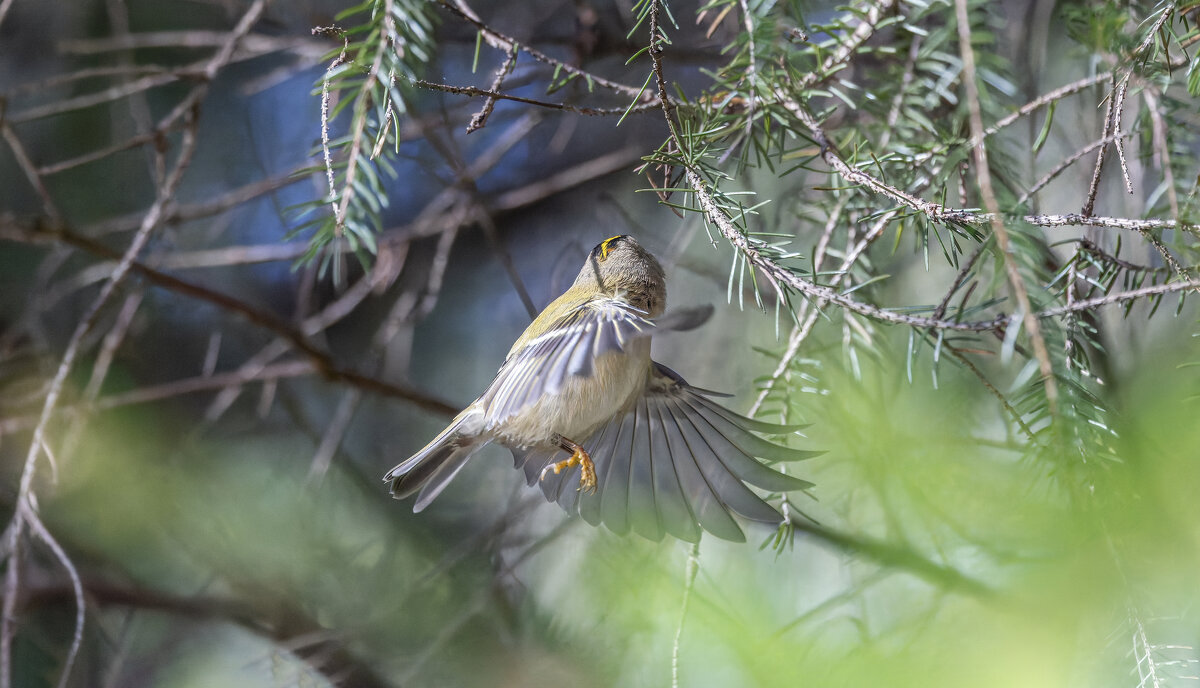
(539, 444, 597, 494)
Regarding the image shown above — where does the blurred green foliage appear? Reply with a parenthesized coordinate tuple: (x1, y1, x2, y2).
(2, 0, 1199, 686)
(18, 317, 1191, 687)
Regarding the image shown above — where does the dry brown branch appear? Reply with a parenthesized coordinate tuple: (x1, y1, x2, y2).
(879, 34, 922, 150)
(36, 119, 181, 177)
(308, 224, 458, 480)
(0, 361, 318, 435)
(413, 78, 660, 116)
(1, 97, 204, 685)
(0, 7, 274, 680)
(83, 168, 310, 237)
(1076, 239, 1192, 274)
(308, 388, 363, 481)
(955, 0, 1058, 410)
(59, 31, 325, 59)
(489, 145, 643, 210)
(750, 206, 893, 416)
(1037, 279, 1199, 316)
(1111, 77, 1134, 195)
(436, 0, 647, 99)
(1, 125, 62, 222)
(0, 64, 168, 98)
(1143, 89, 1179, 220)
(5, 73, 181, 125)
(1132, 226, 1194, 283)
(466, 44, 518, 133)
(37, 222, 457, 415)
(23, 511, 84, 688)
(23, 574, 393, 688)
(104, 0, 158, 184)
(979, 73, 1112, 144)
(777, 97, 984, 225)
(1018, 132, 1134, 206)
(60, 289, 145, 457)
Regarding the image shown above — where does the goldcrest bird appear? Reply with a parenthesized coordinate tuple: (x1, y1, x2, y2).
(384, 235, 818, 542)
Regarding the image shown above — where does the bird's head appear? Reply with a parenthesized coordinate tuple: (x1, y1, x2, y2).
(573, 235, 667, 317)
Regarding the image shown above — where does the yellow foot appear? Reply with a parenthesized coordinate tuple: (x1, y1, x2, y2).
(540, 435, 597, 494)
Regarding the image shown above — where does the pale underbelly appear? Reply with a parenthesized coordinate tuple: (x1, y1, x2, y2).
(489, 345, 650, 448)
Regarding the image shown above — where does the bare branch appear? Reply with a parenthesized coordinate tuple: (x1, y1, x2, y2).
(413, 78, 659, 117)
(1143, 89, 1179, 220)
(436, 0, 647, 99)
(24, 511, 85, 688)
(1, 125, 62, 222)
(466, 44, 517, 133)
(1018, 132, 1134, 206)
(955, 0, 1058, 410)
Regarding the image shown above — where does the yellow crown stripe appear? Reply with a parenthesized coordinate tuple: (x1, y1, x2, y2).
(600, 235, 623, 259)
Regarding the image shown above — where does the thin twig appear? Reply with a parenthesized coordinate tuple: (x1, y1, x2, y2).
(956, 0, 1059, 411)
(1111, 76, 1133, 195)
(1132, 4, 1175, 59)
(1, 124, 63, 223)
(413, 79, 659, 116)
(932, 239, 991, 322)
(980, 73, 1112, 144)
(5, 73, 181, 125)
(1143, 89, 1179, 220)
(946, 344, 1036, 440)
(774, 93, 1200, 237)
(59, 30, 324, 58)
(671, 540, 701, 688)
(1018, 132, 1134, 206)
(315, 26, 349, 228)
(778, 97, 985, 225)
(46, 223, 457, 415)
(37, 116, 184, 177)
(1133, 226, 1194, 283)
(1077, 238, 1179, 273)
(1036, 279, 1200, 316)
(1082, 74, 1118, 218)
(437, 0, 646, 99)
(1, 6, 273, 677)
(475, 210, 538, 318)
(738, 0, 758, 146)
(796, 0, 898, 90)
(25, 511, 85, 688)
(751, 208, 894, 415)
(61, 289, 145, 457)
(466, 44, 517, 133)
(879, 34, 922, 150)
(307, 388, 363, 480)
(1, 98, 201, 688)
(1028, 213, 1197, 234)
(0, 361, 317, 436)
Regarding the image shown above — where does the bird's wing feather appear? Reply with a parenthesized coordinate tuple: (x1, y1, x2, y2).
(479, 298, 655, 426)
(511, 364, 817, 543)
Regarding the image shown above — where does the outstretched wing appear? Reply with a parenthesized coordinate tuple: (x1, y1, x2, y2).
(512, 363, 820, 543)
(477, 297, 655, 426)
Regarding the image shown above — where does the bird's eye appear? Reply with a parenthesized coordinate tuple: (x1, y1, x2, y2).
(597, 235, 624, 261)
